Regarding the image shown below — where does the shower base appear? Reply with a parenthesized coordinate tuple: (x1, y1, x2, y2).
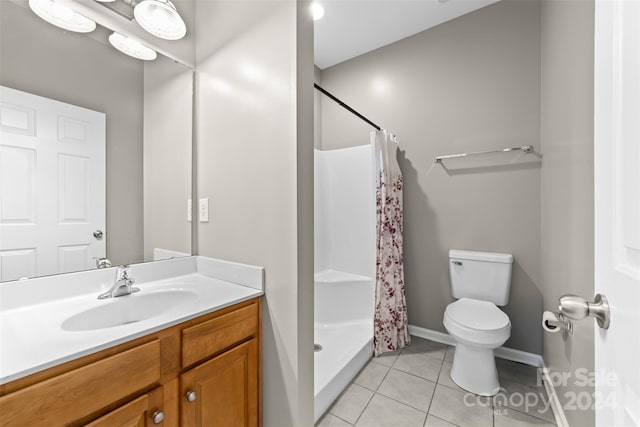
(314, 320, 373, 422)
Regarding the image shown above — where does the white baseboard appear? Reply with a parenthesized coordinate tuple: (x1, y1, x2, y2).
(408, 324, 544, 367)
(494, 346, 544, 368)
(540, 364, 570, 427)
(408, 325, 456, 346)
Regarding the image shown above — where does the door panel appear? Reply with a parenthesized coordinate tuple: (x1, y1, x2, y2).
(0, 145, 35, 223)
(58, 154, 90, 222)
(594, 1, 640, 425)
(0, 249, 35, 280)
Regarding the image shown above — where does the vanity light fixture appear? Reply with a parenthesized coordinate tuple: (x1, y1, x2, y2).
(311, 3, 325, 21)
(28, 0, 96, 33)
(133, 0, 186, 40)
(108, 32, 157, 61)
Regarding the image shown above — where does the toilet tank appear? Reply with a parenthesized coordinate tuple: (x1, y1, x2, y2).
(449, 250, 513, 306)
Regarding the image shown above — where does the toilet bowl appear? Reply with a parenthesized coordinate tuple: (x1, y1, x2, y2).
(444, 298, 510, 395)
(443, 250, 514, 396)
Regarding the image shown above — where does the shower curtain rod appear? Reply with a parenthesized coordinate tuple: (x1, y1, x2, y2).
(314, 83, 381, 131)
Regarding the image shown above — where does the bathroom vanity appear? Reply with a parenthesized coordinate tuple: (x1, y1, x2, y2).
(0, 257, 264, 427)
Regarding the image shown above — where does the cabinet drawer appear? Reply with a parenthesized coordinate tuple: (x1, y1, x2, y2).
(84, 394, 148, 427)
(0, 340, 161, 427)
(83, 387, 163, 427)
(182, 302, 258, 368)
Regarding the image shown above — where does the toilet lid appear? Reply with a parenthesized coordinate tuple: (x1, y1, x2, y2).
(445, 298, 510, 331)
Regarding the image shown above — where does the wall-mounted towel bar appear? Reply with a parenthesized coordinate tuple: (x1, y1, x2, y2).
(434, 145, 534, 163)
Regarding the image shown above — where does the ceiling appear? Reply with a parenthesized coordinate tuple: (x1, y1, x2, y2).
(314, 0, 501, 69)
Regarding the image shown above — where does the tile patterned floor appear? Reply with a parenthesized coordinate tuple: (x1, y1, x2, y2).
(316, 336, 556, 427)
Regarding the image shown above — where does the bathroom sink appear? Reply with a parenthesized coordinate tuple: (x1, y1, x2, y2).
(61, 289, 198, 332)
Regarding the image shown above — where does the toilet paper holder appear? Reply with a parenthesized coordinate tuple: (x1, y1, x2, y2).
(558, 293, 610, 329)
(544, 312, 573, 334)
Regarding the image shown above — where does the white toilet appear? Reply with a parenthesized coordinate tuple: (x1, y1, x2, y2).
(443, 249, 513, 396)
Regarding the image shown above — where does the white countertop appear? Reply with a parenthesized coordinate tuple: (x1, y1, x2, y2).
(0, 256, 264, 385)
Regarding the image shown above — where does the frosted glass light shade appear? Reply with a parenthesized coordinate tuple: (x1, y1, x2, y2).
(311, 3, 325, 21)
(28, 0, 96, 33)
(108, 32, 157, 61)
(134, 0, 186, 40)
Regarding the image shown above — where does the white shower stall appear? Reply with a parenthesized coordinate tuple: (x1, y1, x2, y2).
(314, 145, 376, 421)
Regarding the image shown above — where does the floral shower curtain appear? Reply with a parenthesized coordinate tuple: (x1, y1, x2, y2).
(372, 129, 410, 357)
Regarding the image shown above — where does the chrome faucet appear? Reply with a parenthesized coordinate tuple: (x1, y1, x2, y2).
(95, 257, 112, 269)
(98, 265, 140, 299)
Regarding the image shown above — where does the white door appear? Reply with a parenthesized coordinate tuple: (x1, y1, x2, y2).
(594, 1, 640, 426)
(0, 86, 106, 281)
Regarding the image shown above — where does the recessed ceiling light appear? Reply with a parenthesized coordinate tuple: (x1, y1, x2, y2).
(108, 32, 157, 61)
(134, 0, 186, 40)
(311, 3, 325, 21)
(28, 0, 96, 33)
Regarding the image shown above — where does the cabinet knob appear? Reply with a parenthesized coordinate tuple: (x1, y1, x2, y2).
(186, 390, 197, 402)
(152, 411, 165, 424)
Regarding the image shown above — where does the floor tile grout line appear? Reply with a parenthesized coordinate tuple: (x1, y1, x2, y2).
(389, 364, 440, 384)
(494, 401, 557, 425)
(385, 356, 472, 395)
(374, 383, 431, 415)
(329, 412, 355, 426)
(350, 362, 434, 425)
(497, 375, 547, 392)
(351, 382, 376, 427)
(373, 361, 393, 392)
(326, 379, 371, 424)
(353, 359, 392, 393)
(493, 387, 555, 424)
(492, 391, 496, 427)
(373, 389, 429, 418)
(352, 361, 390, 392)
(370, 357, 398, 368)
(425, 356, 447, 415)
(426, 413, 463, 427)
(355, 357, 431, 423)
(402, 348, 448, 362)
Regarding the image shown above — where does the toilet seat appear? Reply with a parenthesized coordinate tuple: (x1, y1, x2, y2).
(444, 298, 510, 346)
(446, 298, 510, 330)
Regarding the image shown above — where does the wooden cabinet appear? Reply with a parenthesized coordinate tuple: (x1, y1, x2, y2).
(180, 339, 259, 427)
(0, 297, 262, 427)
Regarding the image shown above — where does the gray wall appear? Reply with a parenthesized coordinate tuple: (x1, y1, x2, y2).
(0, 0, 144, 266)
(195, 2, 314, 426)
(540, 1, 595, 426)
(143, 56, 193, 261)
(319, 0, 543, 354)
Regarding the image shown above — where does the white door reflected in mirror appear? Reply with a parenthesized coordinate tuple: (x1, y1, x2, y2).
(0, 86, 106, 281)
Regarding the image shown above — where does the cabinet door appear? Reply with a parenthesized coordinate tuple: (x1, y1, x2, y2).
(181, 339, 258, 427)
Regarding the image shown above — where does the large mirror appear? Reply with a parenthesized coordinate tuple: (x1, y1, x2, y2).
(0, 0, 193, 282)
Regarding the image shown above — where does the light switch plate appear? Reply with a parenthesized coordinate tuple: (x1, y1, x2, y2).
(187, 199, 192, 222)
(199, 198, 209, 223)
